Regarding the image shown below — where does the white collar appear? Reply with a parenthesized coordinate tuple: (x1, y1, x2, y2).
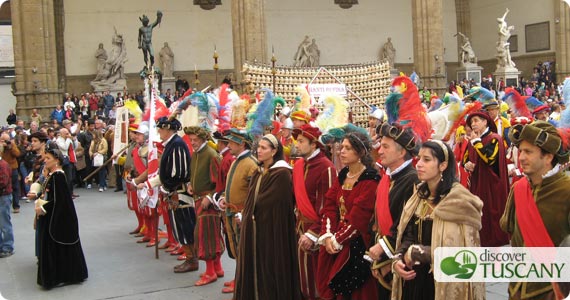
(386, 159, 413, 177)
(220, 147, 229, 155)
(306, 148, 321, 161)
(196, 142, 207, 152)
(237, 150, 250, 158)
(542, 164, 561, 179)
(161, 134, 176, 146)
(270, 160, 292, 170)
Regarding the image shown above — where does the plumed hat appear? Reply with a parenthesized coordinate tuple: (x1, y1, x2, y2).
(223, 128, 252, 145)
(157, 116, 182, 131)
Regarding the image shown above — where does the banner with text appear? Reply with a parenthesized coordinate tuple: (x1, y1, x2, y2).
(306, 84, 347, 98)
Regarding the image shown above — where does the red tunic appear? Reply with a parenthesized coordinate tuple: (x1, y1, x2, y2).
(317, 168, 379, 300)
(294, 151, 337, 300)
(216, 148, 234, 193)
(466, 130, 509, 246)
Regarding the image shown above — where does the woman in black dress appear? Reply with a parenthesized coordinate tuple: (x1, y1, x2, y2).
(35, 148, 88, 289)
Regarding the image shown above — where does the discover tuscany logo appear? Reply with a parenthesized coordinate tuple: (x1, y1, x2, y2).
(434, 247, 570, 282)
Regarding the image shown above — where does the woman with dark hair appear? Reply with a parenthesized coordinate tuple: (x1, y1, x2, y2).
(316, 131, 379, 299)
(35, 148, 88, 289)
(89, 130, 108, 192)
(234, 134, 301, 300)
(391, 140, 485, 300)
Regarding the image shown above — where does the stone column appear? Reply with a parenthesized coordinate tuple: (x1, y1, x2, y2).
(231, 0, 268, 84)
(455, 0, 471, 59)
(11, 0, 62, 120)
(554, 0, 570, 79)
(412, 0, 446, 94)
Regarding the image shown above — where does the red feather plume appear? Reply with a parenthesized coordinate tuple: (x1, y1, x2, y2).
(443, 101, 483, 141)
(504, 87, 532, 118)
(391, 76, 432, 143)
(217, 84, 230, 132)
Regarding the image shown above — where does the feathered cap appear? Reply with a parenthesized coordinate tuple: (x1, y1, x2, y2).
(246, 89, 285, 138)
(315, 93, 349, 134)
(442, 93, 482, 141)
(466, 86, 498, 110)
(502, 87, 542, 125)
(157, 117, 182, 131)
(223, 128, 252, 145)
(380, 75, 431, 154)
(291, 86, 312, 123)
(320, 123, 369, 146)
(229, 93, 250, 129)
(190, 92, 219, 132)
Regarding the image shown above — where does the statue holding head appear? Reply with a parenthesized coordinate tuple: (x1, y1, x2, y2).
(138, 10, 163, 67)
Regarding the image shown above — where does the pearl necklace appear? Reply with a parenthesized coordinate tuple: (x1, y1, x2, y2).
(346, 166, 366, 179)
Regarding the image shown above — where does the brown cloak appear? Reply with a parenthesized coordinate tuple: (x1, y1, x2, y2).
(391, 183, 486, 300)
(234, 161, 301, 300)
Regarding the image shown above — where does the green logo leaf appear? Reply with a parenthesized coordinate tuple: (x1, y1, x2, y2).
(440, 250, 477, 279)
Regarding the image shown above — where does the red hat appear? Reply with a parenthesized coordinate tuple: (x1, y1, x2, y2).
(292, 124, 322, 142)
(532, 104, 550, 115)
(466, 110, 498, 133)
(290, 111, 311, 123)
(128, 123, 139, 131)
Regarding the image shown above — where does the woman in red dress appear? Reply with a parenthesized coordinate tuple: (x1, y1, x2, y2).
(317, 131, 379, 299)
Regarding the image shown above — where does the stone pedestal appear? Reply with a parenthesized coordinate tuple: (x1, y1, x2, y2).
(457, 65, 483, 85)
(92, 79, 127, 94)
(162, 77, 176, 93)
(493, 67, 521, 88)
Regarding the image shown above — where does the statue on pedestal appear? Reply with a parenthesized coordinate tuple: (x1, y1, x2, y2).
(159, 42, 174, 78)
(496, 8, 516, 70)
(95, 43, 108, 74)
(455, 32, 478, 67)
(379, 37, 396, 68)
(91, 28, 128, 91)
(138, 10, 163, 67)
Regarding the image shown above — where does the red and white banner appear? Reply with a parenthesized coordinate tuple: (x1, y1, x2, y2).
(146, 85, 160, 208)
(306, 84, 347, 98)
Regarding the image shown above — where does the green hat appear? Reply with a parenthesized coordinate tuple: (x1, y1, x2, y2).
(509, 121, 569, 164)
(223, 128, 251, 145)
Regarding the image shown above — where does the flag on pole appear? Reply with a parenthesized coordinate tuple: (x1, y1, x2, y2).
(146, 83, 160, 208)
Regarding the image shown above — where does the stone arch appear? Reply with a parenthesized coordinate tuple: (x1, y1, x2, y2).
(0, 0, 11, 25)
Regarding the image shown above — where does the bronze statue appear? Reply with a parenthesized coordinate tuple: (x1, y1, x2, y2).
(138, 11, 163, 67)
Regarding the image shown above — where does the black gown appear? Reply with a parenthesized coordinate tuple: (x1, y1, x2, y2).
(37, 170, 88, 289)
(400, 215, 435, 300)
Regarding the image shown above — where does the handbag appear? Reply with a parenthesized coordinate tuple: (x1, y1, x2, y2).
(93, 153, 104, 167)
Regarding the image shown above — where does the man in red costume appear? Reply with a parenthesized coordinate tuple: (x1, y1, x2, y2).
(292, 124, 337, 300)
(463, 110, 509, 246)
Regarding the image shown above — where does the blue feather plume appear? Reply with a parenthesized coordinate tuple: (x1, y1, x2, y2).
(559, 78, 570, 128)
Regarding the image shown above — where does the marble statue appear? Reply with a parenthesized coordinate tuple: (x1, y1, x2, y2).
(307, 39, 320, 67)
(95, 43, 108, 74)
(496, 8, 516, 69)
(293, 35, 311, 67)
(138, 10, 163, 67)
(380, 37, 396, 68)
(455, 32, 478, 67)
(159, 42, 174, 78)
(91, 28, 128, 91)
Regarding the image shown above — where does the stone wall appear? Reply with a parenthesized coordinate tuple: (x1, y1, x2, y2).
(65, 69, 235, 96)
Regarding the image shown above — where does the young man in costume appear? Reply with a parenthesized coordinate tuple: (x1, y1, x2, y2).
(217, 129, 257, 294)
(463, 110, 509, 247)
(292, 124, 337, 300)
(130, 123, 158, 247)
(184, 126, 224, 286)
(123, 123, 144, 235)
(501, 121, 570, 300)
(138, 117, 195, 273)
